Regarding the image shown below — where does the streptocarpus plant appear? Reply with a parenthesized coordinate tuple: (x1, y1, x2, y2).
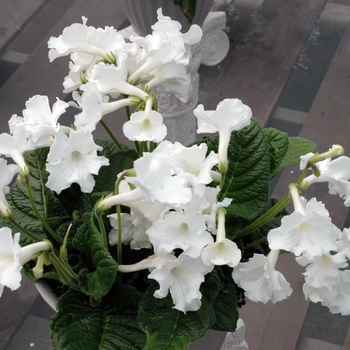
(1, 8, 350, 350)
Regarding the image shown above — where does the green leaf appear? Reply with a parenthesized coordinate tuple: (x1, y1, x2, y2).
(5, 148, 68, 245)
(51, 286, 146, 350)
(280, 137, 316, 169)
(172, 0, 197, 23)
(94, 140, 137, 193)
(138, 283, 215, 350)
(212, 269, 238, 332)
(201, 268, 239, 332)
(263, 128, 289, 178)
(72, 213, 118, 298)
(219, 118, 270, 220)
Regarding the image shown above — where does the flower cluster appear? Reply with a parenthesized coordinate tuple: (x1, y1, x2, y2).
(1, 8, 350, 350)
(232, 146, 350, 314)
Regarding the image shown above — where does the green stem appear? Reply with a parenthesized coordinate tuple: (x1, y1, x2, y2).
(237, 194, 292, 239)
(117, 204, 123, 265)
(49, 252, 81, 292)
(96, 211, 108, 248)
(99, 119, 123, 150)
(245, 236, 267, 250)
(8, 216, 41, 242)
(123, 95, 140, 153)
(24, 177, 62, 244)
(296, 165, 310, 186)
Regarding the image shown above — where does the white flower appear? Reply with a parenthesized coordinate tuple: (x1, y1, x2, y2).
(201, 207, 241, 267)
(302, 156, 350, 206)
(123, 110, 167, 142)
(146, 207, 213, 258)
(268, 192, 340, 259)
(91, 62, 148, 101)
(128, 9, 202, 82)
(232, 250, 292, 304)
(108, 212, 152, 250)
(297, 251, 348, 289)
(48, 17, 125, 62)
(0, 130, 29, 173)
(0, 229, 22, 295)
(10, 95, 69, 148)
(148, 253, 214, 312)
(146, 63, 191, 98)
(46, 130, 109, 194)
(299, 152, 314, 170)
(0, 228, 51, 297)
(168, 143, 219, 185)
(326, 271, 350, 315)
(0, 159, 19, 217)
(73, 82, 135, 132)
(336, 228, 350, 259)
(98, 151, 192, 211)
(193, 99, 252, 165)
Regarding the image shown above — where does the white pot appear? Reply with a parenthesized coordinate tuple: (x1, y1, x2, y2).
(120, 0, 215, 36)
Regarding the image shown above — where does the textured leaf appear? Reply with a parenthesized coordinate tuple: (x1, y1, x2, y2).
(219, 118, 270, 220)
(263, 128, 289, 178)
(138, 283, 215, 350)
(6, 148, 68, 245)
(94, 140, 137, 193)
(72, 213, 118, 298)
(51, 286, 146, 350)
(201, 268, 239, 332)
(280, 137, 316, 169)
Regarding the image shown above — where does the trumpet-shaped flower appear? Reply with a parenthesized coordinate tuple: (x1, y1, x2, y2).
(0, 227, 51, 297)
(0, 159, 19, 217)
(193, 99, 252, 166)
(302, 156, 350, 206)
(167, 143, 219, 185)
(128, 9, 202, 82)
(98, 151, 192, 211)
(297, 251, 348, 289)
(108, 212, 152, 250)
(268, 192, 340, 259)
(123, 110, 167, 142)
(146, 207, 213, 258)
(201, 206, 241, 268)
(73, 82, 135, 132)
(146, 63, 190, 98)
(10, 95, 69, 148)
(232, 250, 292, 304)
(91, 62, 148, 101)
(46, 130, 109, 194)
(336, 228, 350, 260)
(0, 130, 29, 174)
(325, 271, 350, 315)
(148, 253, 214, 312)
(48, 17, 125, 62)
(63, 52, 95, 93)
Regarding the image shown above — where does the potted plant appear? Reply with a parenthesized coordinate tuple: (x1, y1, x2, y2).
(1, 8, 350, 350)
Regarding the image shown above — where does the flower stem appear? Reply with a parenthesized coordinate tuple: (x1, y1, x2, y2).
(123, 94, 140, 153)
(49, 252, 81, 292)
(24, 177, 62, 244)
(245, 236, 267, 249)
(8, 216, 41, 242)
(237, 194, 291, 238)
(117, 204, 123, 265)
(96, 211, 108, 248)
(99, 119, 123, 150)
